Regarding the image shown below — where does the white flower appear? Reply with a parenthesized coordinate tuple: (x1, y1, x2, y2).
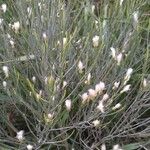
(1, 4, 7, 13)
(110, 47, 116, 59)
(42, 32, 47, 40)
(12, 21, 20, 33)
(101, 143, 106, 150)
(113, 81, 120, 89)
(102, 93, 109, 101)
(2, 66, 9, 77)
(92, 120, 100, 127)
(116, 53, 123, 65)
(92, 35, 100, 47)
(27, 144, 33, 150)
(95, 81, 105, 93)
(88, 89, 97, 100)
(78, 60, 84, 73)
(97, 101, 105, 113)
(32, 76, 36, 83)
(81, 92, 89, 104)
(112, 103, 121, 110)
(120, 84, 131, 93)
(3, 81, 7, 88)
(16, 130, 24, 141)
(65, 99, 72, 111)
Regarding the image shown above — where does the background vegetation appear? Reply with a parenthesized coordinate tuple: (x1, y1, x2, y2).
(0, 0, 149, 149)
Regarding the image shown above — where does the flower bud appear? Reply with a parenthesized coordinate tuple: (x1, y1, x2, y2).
(88, 89, 97, 100)
(101, 144, 106, 150)
(65, 99, 72, 111)
(92, 35, 100, 47)
(97, 101, 104, 113)
(3, 81, 7, 88)
(32, 76, 36, 83)
(85, 73, 91, 85)
(2, 66, 9, 77)
(92, 120, 100, 127)
(27, 7, 32, 17)
(12, 21, 20, 33)
(95, 81, 105, 94)
(120, 84, 131, 93)
(62, 81, 67, 88)
(63, 37, 67, 46)
(112, 103, 121, 110)
(116, 53, 123, 65)
(81, 92, 89, 104)
(113, 81, 120, 89)
(110, 47, 116, 59)
(42, 32, 47, 40)
(9, 40, 15, 48)
(78, 60, 84, 73)
(143, 78, 147, 88)
(27, 144, 33, 150)
(1, 4, 7, 13)
(120, 0, 124, 6)
(102, 93, 109, 101)
(16, 130, 24, 141)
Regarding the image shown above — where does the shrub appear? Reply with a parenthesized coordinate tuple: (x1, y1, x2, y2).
(0, 0, 149, 149)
